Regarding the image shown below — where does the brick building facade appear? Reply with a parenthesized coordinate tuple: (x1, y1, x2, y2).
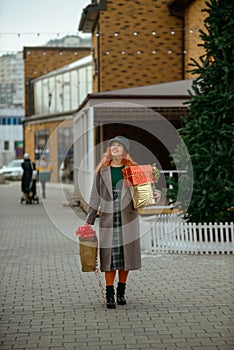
(80, 0, 183, 92)
(23, 47, 90, 181)
(183, 0, 207, 78)
(79, 0, 207, 92)
(23, 0, 208, 183)
(24, 47, 90, 116)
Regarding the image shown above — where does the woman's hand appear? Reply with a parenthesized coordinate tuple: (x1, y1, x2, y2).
(153, 189, 162, 204)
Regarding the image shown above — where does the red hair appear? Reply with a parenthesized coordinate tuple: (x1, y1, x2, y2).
(95, 146, 137, 173)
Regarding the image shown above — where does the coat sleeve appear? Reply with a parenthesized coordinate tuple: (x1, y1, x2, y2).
(86, 172, 101, 225)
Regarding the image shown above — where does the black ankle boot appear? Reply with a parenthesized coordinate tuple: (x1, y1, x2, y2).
(117, 282, 126, 305)
(106, 285, 116, 309)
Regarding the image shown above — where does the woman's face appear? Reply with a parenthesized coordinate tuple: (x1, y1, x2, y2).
(110, 142, 125, 158)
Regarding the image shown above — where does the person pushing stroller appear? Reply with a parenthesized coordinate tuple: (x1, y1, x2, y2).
(21, 153, 38, 204)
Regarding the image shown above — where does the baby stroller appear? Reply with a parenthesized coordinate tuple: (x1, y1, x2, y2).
(31, 179, 39, 203)
(20, 179, 39, 204)
(21, 178, 39, 204)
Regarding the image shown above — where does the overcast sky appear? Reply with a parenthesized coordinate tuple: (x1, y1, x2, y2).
(0, 0, 91, 54)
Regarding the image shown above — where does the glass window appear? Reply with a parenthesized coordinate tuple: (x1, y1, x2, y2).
(32, 58, 92, 115)
(57, 127, 74, 182)
(55, 74, 63, 112)
(34, 81, 42, 115)
(71, 70, 78, 109)
(4, 141, 9, 150)
(78, 67, 86, 105)
(49, 76, 56, 114)
(34, 129, 50, 160)
(15, 141, 24, 158)
(63, 72, 71, 111)
(42, 78, 49, 114)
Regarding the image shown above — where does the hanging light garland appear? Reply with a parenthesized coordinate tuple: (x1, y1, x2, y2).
(0, 28, 197, 56)
(0, 27, 196, 38)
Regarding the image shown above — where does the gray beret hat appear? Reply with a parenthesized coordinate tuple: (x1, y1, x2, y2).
(108, 135, 130, 153)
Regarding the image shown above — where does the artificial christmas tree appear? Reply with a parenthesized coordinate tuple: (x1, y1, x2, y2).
(168, 0, 234, 223)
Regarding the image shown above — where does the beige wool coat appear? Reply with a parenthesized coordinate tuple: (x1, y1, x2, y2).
(86, 166, 142, 272)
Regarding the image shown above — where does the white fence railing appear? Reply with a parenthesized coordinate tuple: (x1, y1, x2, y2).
(140, 215, 234, 254)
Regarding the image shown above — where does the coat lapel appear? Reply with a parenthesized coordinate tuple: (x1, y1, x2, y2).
(100, 167, 113, 198)
(121, 166, 129, 200)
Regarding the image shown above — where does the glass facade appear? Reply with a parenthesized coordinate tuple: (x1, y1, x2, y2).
(58, 127, 74, 183)
(32, 56, 92, 115)
(34, 129, 50, 160)
(0, 116, 22, 125)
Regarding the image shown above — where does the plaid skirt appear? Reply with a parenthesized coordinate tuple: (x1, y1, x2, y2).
(110, 189, 124, 270)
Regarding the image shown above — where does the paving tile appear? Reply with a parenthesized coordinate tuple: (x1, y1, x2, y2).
(0, 182, 234, 350)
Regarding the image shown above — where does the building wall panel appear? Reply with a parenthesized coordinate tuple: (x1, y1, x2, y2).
(94, 0, 184, 92)
(184, 0, 207, 79)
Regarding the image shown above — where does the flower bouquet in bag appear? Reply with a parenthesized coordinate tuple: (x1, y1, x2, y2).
(76, 224, 98, 272)
(122, 164, 160, 209)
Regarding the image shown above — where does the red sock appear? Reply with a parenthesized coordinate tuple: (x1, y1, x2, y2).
(105, 270, 116, 286)
(118, 269, 129, 284)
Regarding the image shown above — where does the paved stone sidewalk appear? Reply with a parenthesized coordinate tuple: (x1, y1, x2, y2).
(0, 182, 233, 350)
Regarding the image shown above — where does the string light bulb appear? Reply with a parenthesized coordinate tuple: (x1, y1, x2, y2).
(0, 28, 196, 38)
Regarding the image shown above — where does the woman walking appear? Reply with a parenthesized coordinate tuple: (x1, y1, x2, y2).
(36, 156, 52, 199)
(86, 136, 161, 309)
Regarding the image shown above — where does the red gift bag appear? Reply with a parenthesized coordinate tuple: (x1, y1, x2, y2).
(76, 224, 98, 272)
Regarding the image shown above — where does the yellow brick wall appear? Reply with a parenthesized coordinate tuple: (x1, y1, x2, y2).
(184, 0, 208, 79)
(24, 47, 90, 115)
(24, 119, 73, 182)
(93, 0, 184, 92)
(92, 29, 99, 93)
